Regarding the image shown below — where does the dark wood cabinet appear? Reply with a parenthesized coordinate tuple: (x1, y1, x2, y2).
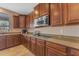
(69, 48, 79, 56)
(63, 4, 79, 25)
(39, 3, 49, 16)
(13, 35, 21, 45)
(34, 3, 49, 18)
(36, 39, 45, 56)
(26, 36, 31, 50)
(29, 12, 33, 27)
(50, 3, 63, 26)
(1, 34, 79, 56)
(30, 37, 36, 55)
(19, 15, 26, 28)
(6, 35, 15, 48)
(21, 35, 28, 47)
(6, 35, 21, 48)
(25, 3, 79, 27)
(34, 4, 40, 19)
(21, 35, 31, 50)
(26, 15, 30, 28)
(13, 16, 19, 28)
(46, 41, 67, 56)
(0, 36, 6, 50)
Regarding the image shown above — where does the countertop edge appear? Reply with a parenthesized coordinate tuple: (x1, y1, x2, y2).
(24, 34, 79, 50)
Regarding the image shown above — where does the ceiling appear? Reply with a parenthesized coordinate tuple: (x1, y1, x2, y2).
(0, 3, 38, 15)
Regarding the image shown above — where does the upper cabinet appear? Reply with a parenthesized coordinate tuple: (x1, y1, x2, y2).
(39, 3, 49, 16)
(19, 15, 26, 28)
(63, 4, 79, 25)
(50, 3, 63, 26)
(34, 4, 40, 19)
(34, 3, 49, 18)
(25, 3, 79, 28)
(13, 16, 19, 28)
(26, 15, 30, 28)
(29, 12, 33, 25)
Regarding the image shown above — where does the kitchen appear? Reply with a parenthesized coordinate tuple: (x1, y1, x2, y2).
(0, 3, 79, 56)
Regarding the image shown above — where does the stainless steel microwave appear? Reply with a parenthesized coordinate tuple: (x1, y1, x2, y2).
(33, 15, 49, 27)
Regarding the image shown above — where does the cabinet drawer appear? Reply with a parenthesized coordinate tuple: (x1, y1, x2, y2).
(46, 41, 67, 52)
(70, 48, 79, 56)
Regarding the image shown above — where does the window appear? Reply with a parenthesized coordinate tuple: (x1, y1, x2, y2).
(0, 13, 10, 32)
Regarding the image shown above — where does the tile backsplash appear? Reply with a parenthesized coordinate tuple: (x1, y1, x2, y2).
(28, 25, 79, 37)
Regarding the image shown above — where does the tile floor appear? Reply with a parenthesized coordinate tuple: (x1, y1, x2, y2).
(0, 45, 34, 56)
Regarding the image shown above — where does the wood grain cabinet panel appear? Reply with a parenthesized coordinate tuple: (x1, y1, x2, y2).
(39, 3, 49, 16)
(34, 4, 40, 19)
(19, 15, 26, 28)
(36, 39, 45, 56)
(30, 37, 36, 55)
(29, 12, 33, 27)
(26, 15, 30, 28)
(0, 36, 6, 50)
(6, 35, 15, 48)
(46, 41, 67, 56)
(13, 35, 21, 45)
(26, 36, 31, 50)
(50, 3, 63, 26)
(70, 48, 79, 56)
(63, 3, 79, 25)
(13, 16, 19, 28)
(6, 35, 21, 48)
(21, 35, 28, 47)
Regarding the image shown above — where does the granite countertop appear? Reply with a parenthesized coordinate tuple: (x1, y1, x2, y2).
(0, 32, 79, 50)
(0, 32, 21, 36)
(23, 34, 79, 50)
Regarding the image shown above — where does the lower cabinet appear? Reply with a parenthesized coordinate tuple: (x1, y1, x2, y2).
(13, 35, 21, 46)
(46, 41, 67, 56)
(27, 37, 31, 50)
(1, 34, 79, 56)
(69, 48, 79, 56)
(6, 34, 21, 48)
(22, 35, 31, 50)
(0, 34, 21, 50)
(0, 36, 6, 50)
(6, 35, 15, 48)
(27, 37, 45, 56)
(30, 37, 36, 55)
(36, 39, 45, 56)
(21, 35, 27, 47)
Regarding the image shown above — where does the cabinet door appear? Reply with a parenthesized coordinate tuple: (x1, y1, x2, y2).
(13, 35, 21, 45)
(63, 4, 79, 25)
(36, 39, 45, 56)
(50, 3, 63, 26)
(26, 37, 31, 50)
(26, 15, 30, 28)
(70, 48, 79, 56)
(6, 35, 21, 48)
(0, 36, 6, 50)
(6, 35, 14, 48)
(46, 41, 67, 56)
(13, 16, 19, 28)
(30, 38, 36, 55)
(40, 3, 49, 16)
(34, 4, 40, 19)
(19, 15, 26, 28)
(29, 13, 33, 28)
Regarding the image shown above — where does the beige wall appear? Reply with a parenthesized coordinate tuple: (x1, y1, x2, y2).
(28, 25, 79, 37)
